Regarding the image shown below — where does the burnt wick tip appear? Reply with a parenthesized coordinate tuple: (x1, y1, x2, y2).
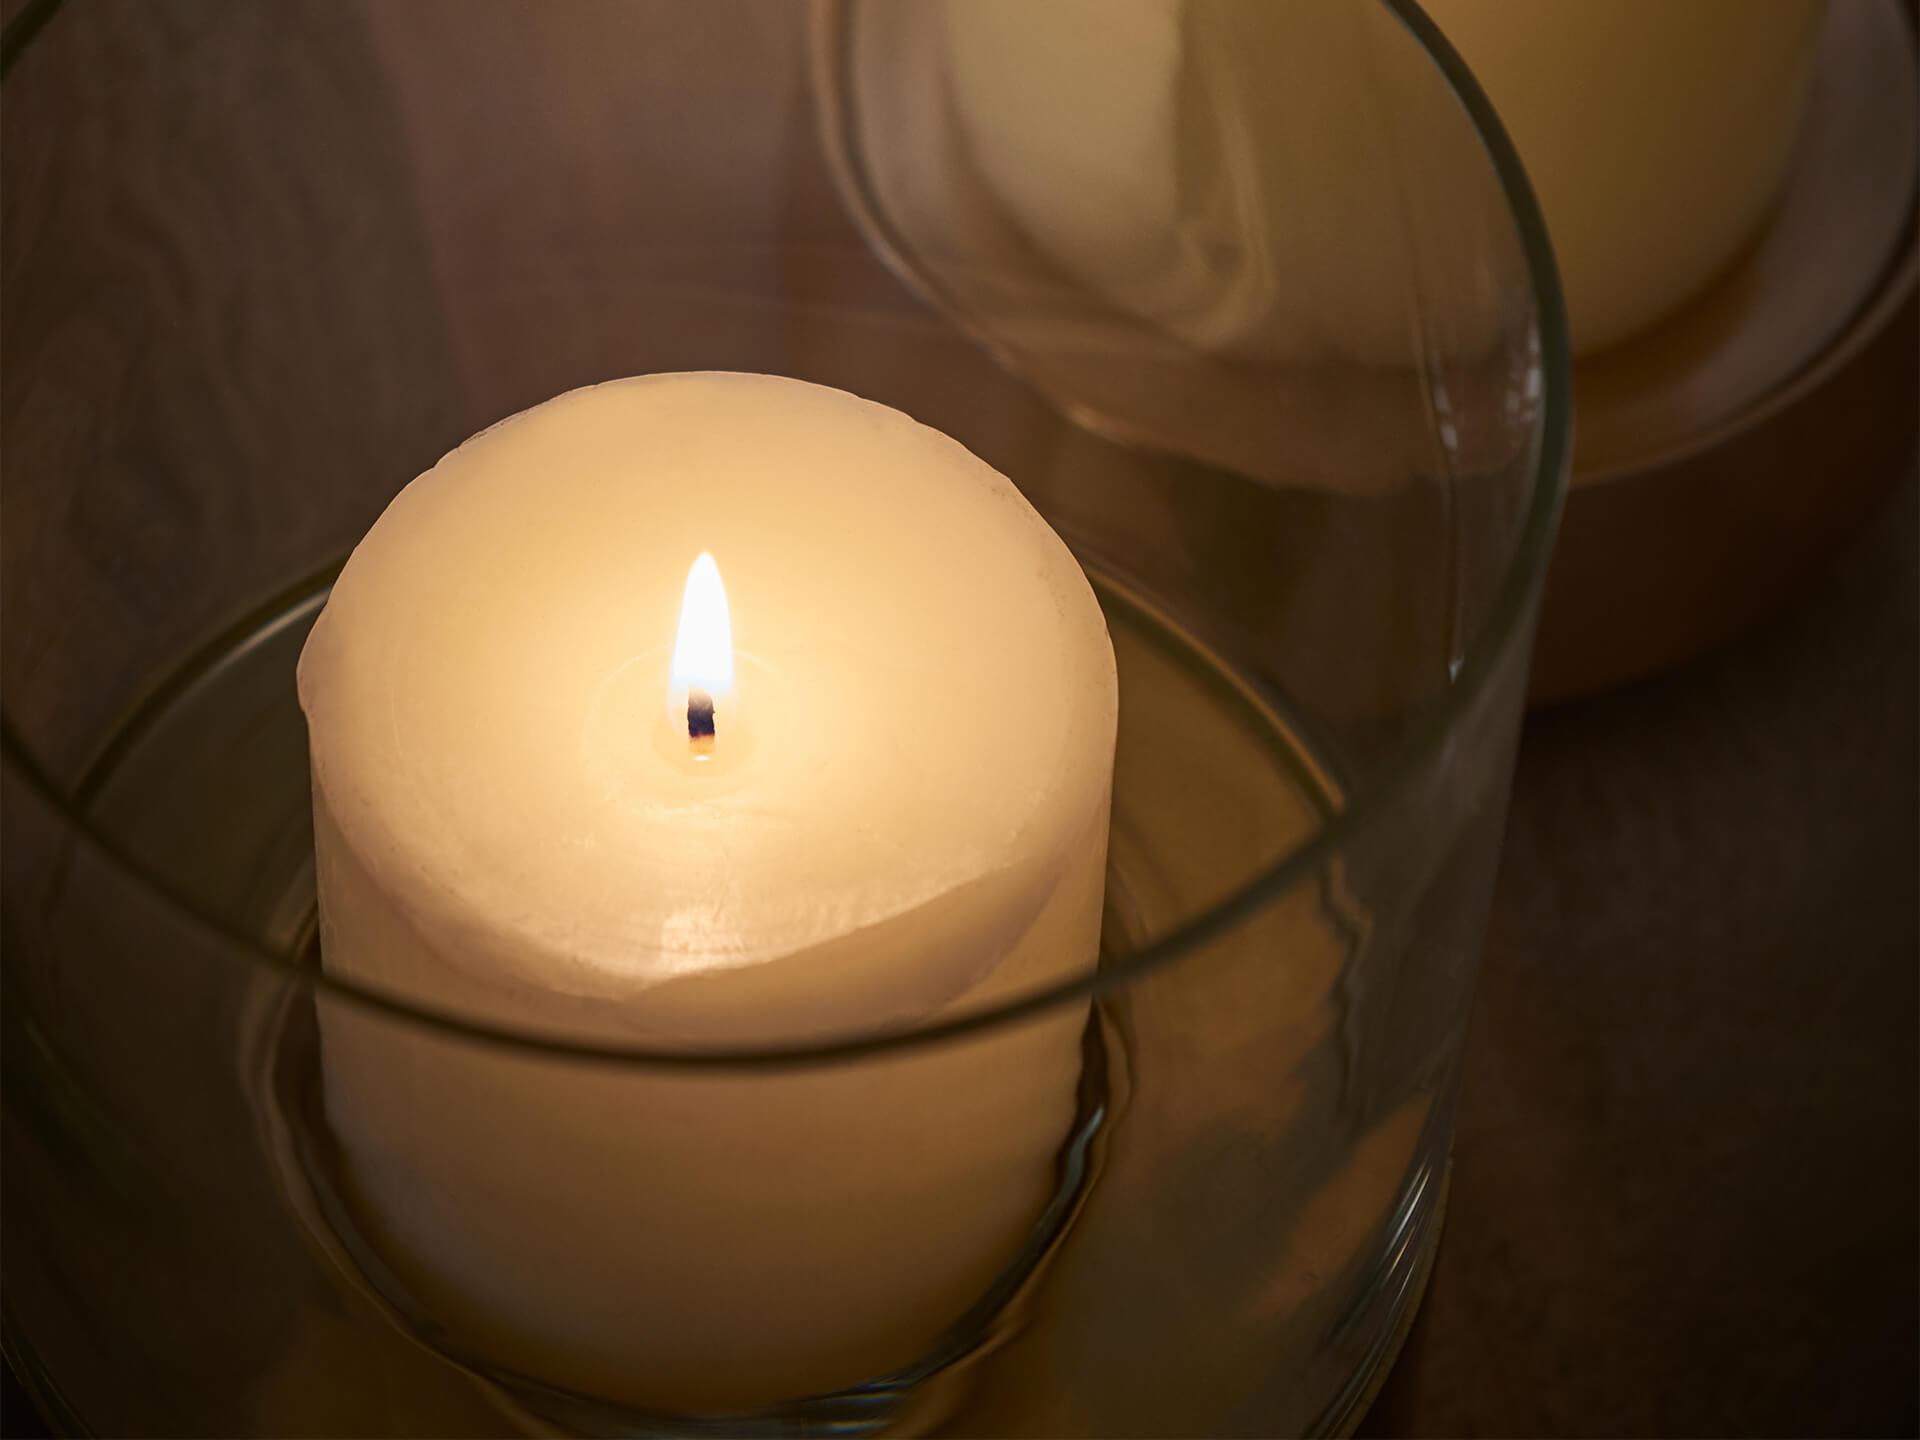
(687, 687, 716, 743)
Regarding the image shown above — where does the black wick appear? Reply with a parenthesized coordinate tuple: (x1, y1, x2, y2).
(687, 686, 716, 744)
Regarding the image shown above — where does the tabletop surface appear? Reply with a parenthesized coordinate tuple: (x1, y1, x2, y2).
(1362, 467, 1919, 1438)
(6, 485, 1906, 1440)
(4, 480, 1904, 1440)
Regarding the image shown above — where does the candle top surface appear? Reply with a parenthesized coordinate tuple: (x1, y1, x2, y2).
(300, 373, 1116, 1028)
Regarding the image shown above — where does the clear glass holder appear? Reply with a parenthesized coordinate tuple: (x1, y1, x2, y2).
(1, 1, 1568, 1433)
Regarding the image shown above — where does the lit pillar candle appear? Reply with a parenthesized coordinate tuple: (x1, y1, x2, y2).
(297, 373, 1117, 1410)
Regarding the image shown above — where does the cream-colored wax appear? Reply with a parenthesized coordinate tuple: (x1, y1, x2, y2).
(944, 0, 1423, 367)
(298, 373, 1117, 1409)
(1428, 0, 1823, 353)
(942, 0, 1820, 359)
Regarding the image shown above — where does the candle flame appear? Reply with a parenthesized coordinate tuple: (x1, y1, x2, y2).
(672, 551, 734, 700)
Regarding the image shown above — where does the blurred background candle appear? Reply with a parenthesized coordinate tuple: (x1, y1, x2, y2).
(1427, 0, 1826, 353)
(297, 372, 1118, 1410)
(940, 0, 1823, 360)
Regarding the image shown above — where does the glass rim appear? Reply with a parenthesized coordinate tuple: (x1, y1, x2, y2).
(0, 0, 1571, 1071)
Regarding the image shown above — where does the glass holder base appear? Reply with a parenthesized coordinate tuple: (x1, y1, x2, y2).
(254, 940, 1124, 1438)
